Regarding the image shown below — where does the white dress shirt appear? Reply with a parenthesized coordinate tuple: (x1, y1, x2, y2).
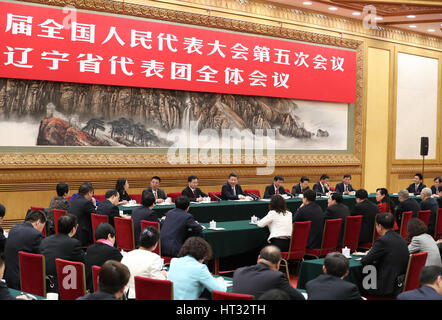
(257, 210, 293, 241)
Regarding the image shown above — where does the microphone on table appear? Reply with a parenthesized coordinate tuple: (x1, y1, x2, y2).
(247, 193, 260, 201)
(211, 194, 222, 202)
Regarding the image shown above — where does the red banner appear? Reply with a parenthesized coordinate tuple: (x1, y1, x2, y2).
(0, 1, 356, 103)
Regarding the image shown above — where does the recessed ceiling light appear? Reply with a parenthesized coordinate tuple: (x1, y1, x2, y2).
(352, 12, 361, 16)
(407, 15, 416, 18)
(302, 1, 312, 5)
(427, 29, 435, 32)
(409, 25, 417, 28)
(375, 16, 383, 20)
(328, 7, 338, 11)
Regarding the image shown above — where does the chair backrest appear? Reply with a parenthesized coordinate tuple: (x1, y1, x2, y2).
(129, 194, 142, 204)
(18, 251, 46, 297)
(212, 290, 254, 300)
(342, 215, 362, 251)
(94, 194, 106, 203)
(284, 188, 291, 194)
(403, 252, 428, 292)
(320, 218, 342, 255)
(244, 189, 261, 198)
(435, 208, 442, 240)
(400, 211, 413, 239)
(140, 220, 161, 255)
(134, 276, 173, 300)
(114, 217, 135, 251)
(53, 209, 67, 234)
(166, 192, 181, 203)
(55, 258, 86, 300)
(208, 192, 222, 201)
(92, 265, 101, 293)
(286, 221, 311, 260)
(91, 213, 109, 242)
(417, 210, 431, 227)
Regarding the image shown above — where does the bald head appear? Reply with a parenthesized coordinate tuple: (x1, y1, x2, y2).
(258, 245, 281, 269)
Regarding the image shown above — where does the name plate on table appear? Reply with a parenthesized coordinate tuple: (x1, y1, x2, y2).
(208, 227, 226, 231)
(121, 204, 141, 207)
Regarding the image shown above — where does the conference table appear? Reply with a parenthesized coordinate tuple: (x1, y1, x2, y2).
(296, 254, 364, 291)
(8, 288, 46, 300)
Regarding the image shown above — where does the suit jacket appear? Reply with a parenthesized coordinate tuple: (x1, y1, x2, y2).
(334, 182, 355, 194)
(324, 203, 350, 247)
(306, 274, 361, 300)
(3, 221, 44, 290)
(131, 206, 160, 247)
(431, 185, 438, 195)
(232, 263, 304, 300)
(293, 202, 325, 249)
(291, 184, 310, 196)
(420, 197, 439, 235)
(408, 233, 442, 267)
(361, 230, 409, 297)
(395, 198, 421, 226)
(0, 226, 6, 254)
(77, 290, 119, 300)
(68, 194, 96, 246)
(438, 197, 442, 210)
(397, 285, 442, 300)
(160, 208, 203, 257)
(0, 280, 16, 300)
(263, 184, 290, 199)
(312, 182, 330, 195)
(143, 187, 167, 200)
(85, 242, 123, 292)
(407, 182, 426, 196)
(96, 200, 120, 227)
(221, 182, 245, 200)
(351, 200, 379, 244)
(181, 186, 208, 202)
(39, 233, 85, 292)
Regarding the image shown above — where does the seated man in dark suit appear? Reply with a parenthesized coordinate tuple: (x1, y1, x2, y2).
(264, 176, 291, 199)
(232, 245, 304, 300)
(397, 266, 442, 300)
(306, 252, 362, 300)
(131, 191, 161, 247)
(68, 182, 97, 246)
(325, 193, 350, 247)
(3, 210, 46, 290)
(182, 175, 208, 202)
(160, 196, 203, 257)
(96, 189, 130, 227)
(39, 214, 85, 292)
(221, 173, 246, 200)
(85, 223, 123, 292)
(351, 189, 379, 245)
(143, 176, 167, 204)
(420, 187, 439, 236)
(312, 174, 331, 196)
(360, 212, 409, 298)
(78, 260, 129, 300)
(293, 189, 325, 249)
(395, 189, 421, 226)
(438, 186, 442, 208)
(431, 177, 441, 195)
(334, 174, 355, 195)
(291, 176, 310, 196)
(407, 173, 426, 196)
(0, 203, 6, 254)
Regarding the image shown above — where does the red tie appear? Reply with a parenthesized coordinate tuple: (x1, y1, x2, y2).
(193, 190, 197, 198)
(275, 188, 279, 195)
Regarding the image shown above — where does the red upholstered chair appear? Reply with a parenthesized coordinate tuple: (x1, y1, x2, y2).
(91, 213, 109, 242)
(92, 265, 101, 293)
(280, 221, 311, 279)
(94, 194, 106, 203)
(129, 194, 142, 204)
(284, 188, 291, 194)
(244, 189, 261, 198)
(330, 186, 335, 191)
(400, 211, 413, 239)
(339, 215, 362, 252)
(305, 218, 342, 259)
(140, 220, 172, 265)
(417, 210, 431, 228)
(114, 217, 135, 251)
(166, 192, 181, 203)
(134, 276, 173, 300)
(18, 251, 46, 297)
(55, 259, 86, 300)
(212, 290, 254, 300)
(208, 192, 222, 201)
(403, 252, 428, 292)
(53, 209, 67, 234)
(435, 208, 442, 240)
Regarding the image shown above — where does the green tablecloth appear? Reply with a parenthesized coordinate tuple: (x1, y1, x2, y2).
(296, 255, 363, 290)
(200, 220, 269, 258)
(8, 288, 46, 300)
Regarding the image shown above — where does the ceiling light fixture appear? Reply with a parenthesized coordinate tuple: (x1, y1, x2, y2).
(328, 7, 338, 11)
(302, 1, 313, 5)
(406, 15, 416, 18)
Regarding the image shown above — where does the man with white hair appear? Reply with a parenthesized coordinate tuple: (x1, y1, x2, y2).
(420, 187, 439, 235)
(395, 189, 420, 227)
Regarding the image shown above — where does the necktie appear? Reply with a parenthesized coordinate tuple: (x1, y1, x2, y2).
(275, 187, 279, 195)
(233, 187, 236, 196)
(345, 184, 348, 192)
(415, 184, 418, 193)
(193, 189, 197, 198)
(154, 190, 157, 199)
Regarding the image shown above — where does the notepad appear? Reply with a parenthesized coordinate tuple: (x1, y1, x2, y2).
(208, 227, 225, 231)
